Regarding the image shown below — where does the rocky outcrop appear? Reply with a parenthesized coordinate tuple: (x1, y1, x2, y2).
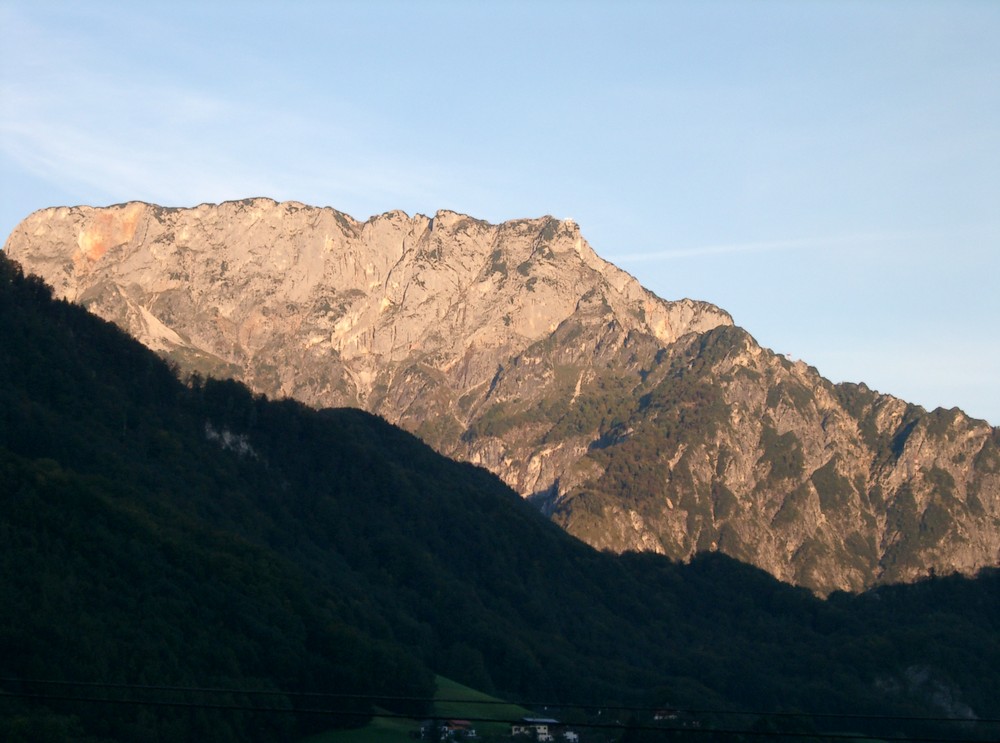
(6, 199, 999, 593)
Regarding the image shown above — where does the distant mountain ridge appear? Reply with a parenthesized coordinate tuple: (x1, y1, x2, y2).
(6, 198, 999, 593)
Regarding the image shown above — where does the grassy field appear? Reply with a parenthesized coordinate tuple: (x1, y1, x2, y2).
(431, 676, 534, 736)
(301, 676, 535, 743)
(300, 711, 419, 743)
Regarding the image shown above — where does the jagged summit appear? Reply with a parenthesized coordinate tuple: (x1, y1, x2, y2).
(4, 198, 730, 398)
(6, 199, 998, 594)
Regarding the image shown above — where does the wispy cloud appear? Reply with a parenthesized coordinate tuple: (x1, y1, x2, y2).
(0, 5, 455, 220)
(605, 231, 915, 263)
(0, 74, 435, 213)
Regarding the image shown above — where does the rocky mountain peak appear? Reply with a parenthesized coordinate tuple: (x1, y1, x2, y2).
(5, 199, 731, 399)
(6, 199, 998, 594)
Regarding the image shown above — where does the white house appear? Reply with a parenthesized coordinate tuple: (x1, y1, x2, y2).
(511, 718, 559, 742)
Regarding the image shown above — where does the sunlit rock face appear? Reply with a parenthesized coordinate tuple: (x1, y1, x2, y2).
(7, 198, 999, 594)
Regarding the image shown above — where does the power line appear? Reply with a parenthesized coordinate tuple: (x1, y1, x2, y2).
(0, 690, 994, 743)
(1, 678, 994, 726)
(0, 689, 354, 717)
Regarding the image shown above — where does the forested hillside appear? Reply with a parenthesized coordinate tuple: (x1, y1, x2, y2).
(2, 252, 999, 742)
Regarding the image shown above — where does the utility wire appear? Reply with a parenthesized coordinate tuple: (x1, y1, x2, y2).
(1, 677, 994, 726)
(0, 690, 993, 743)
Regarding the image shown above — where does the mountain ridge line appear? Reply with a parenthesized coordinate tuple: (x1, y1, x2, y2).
(5, 197, 998, 595)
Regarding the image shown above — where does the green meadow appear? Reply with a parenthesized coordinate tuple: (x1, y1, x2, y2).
(302, 676, 535, 743)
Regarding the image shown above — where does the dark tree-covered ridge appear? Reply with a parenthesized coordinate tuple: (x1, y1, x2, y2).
(1, 252, 998, 743)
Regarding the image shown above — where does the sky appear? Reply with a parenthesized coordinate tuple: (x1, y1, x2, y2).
(2, 0, 998, 424)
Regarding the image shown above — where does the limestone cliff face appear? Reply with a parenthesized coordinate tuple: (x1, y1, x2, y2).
(6, 199, 999, 593)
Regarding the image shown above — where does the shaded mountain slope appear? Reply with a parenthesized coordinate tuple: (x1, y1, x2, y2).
(2, 253, 1000, 742)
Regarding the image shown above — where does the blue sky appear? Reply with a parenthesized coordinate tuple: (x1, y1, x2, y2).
(2, 0, 998, 424)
